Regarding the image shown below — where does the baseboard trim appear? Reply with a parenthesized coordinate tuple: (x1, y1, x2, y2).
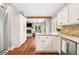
(36, 52, 59, 55)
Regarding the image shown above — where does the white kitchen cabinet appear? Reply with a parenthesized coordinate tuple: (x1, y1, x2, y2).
(36, 36, 45, 51)
(36, 36, 53, 52)
(56, 3, 79, 25)
(52, 35, 60, 52)
(57, 12, 62, 28)
(69, 4, 79, 24)
(56, 5, 69, 26)
(51, 17, 57, 33)
(46, 19, 51, 33)
(61, 7, 69, 25)
(61, 39, 67, 54)
(36, 35, 59, 52)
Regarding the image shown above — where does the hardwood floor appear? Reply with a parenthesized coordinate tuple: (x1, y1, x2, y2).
(7, 37, 59, 55)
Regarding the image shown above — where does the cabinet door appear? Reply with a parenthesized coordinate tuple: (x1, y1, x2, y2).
(44, 36, 53, 51)
(36, 36, 45, 51)
(52, 17, 57, 33)
(45, 36, 60, 52)
(36, 36, 60, 52)
(69, 4, 79, 24)
(52, 36, 60, 52)
(61, 7, 69, 25)
(61, 39, 67, 54)
(46, 19, 51, 33)
(57, 12, 62, 28)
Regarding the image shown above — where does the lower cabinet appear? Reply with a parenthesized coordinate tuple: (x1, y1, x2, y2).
(61, 39, 67, 54)
(61, 37, 77, 55)
(36, 35, 59, 53)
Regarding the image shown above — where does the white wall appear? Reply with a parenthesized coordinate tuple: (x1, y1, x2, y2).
(6, 5, 14, 50)
(5, 4, 27, 50)
(0, 6, 5, 51)
(19, 14, 27, 46)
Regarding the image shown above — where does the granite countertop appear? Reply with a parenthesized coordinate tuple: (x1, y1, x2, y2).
(59, 33, 79, 43)
(35, 33, 59, 36)
(59, 24, 79, 43)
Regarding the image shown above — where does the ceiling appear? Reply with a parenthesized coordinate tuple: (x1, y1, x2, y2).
(13, 3, 65, 16)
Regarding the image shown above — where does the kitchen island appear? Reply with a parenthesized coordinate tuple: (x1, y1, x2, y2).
(35, 33, 60, 53)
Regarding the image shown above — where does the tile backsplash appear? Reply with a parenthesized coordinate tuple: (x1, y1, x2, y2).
(61, 24, 79, 37)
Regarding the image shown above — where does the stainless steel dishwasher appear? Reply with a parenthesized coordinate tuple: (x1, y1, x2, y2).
(61, 37, 77, 55)
(67, 40, 77, 55)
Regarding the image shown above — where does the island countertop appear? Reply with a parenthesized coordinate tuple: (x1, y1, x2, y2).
(35, 33, 59, 36)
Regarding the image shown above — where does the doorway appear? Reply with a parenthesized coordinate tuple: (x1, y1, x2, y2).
(0, 6, 8, 54)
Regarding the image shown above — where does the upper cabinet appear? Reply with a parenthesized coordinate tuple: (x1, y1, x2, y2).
(57, 11, 62, 27)
(57, 5, 69, 26)
(69, 4, 79, 24)
(61, 6, 69, 25)
(51, 3, 79, 33)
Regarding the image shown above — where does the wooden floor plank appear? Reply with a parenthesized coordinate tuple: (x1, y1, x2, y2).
(7, 37, 59, 55)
